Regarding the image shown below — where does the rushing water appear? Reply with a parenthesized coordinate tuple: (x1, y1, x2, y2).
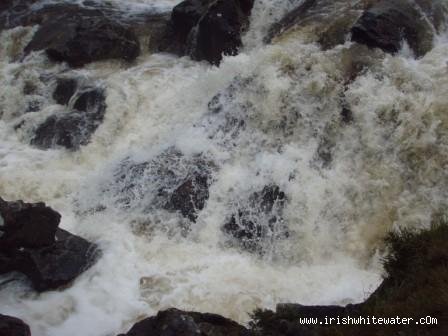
(1, 0, 448, 335)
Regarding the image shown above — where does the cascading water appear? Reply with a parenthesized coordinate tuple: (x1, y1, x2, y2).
(0, 0, 447, 335)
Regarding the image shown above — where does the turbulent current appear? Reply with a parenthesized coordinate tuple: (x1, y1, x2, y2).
(0, 0, 448, 335)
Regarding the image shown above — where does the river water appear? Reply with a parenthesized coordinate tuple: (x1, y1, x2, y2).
(0, 0, 447, 335)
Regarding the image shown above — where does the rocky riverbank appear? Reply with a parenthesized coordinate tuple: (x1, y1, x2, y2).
(2, 220, 446, 335)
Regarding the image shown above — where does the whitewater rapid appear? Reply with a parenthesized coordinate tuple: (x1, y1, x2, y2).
(1, 0, 448, 335)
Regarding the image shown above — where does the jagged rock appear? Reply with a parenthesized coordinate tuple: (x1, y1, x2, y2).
(165, 0, 254, 65)
(223, 185, 289, 253)
(16, 228, 98, 292)
(351, 0, 435, 57)
(118, 308, 250, 336)
(53, 78, 77, 105)
(0, 198, 98, 292)
(24, 13, 140, 67)
(31, 87, 106, 150)
(0, 314, 31, 336)
(0, 197, 60, 250)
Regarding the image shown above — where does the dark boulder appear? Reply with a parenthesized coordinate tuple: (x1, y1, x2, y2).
(0, 197, 60, 250)
(53, 78, 77, 105)
(16, 228, 98, 292)
(223, 185, 289, 253)
(165, 0, 254, 65)
(0, 314, 31, 336)
(192, 0, 251, 65)
(24, 13, 140, 67)
(351, 0, 435, 57)
(118, 308, 250, 336)
(0, 198, 99, 292)
(31, 87, 106, 150)
(164, 174, 209, 222)
(170, 0, 210, 47)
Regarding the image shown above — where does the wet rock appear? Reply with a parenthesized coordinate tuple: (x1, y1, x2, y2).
(0, 314, 31, 336)
(22, 81, 36, 95)
(31, 87, 106, 150)
(265, 0, 317, 43)
(53, 78, 77, 105)
(351, 0, 435, 57)
(0, 198, 99, 292)
(16, 228, 98, 292)
(341, 106, 353, 124)
(1, 0, 171, 54)
(252, 224, 448, 336)
(165, 0, 254, 65)
(265, 0, 362, 50)
(25, 100, 41, 113)
(110, 149, 213, 224)
(223, 185, 289, 253)
(0, 197, 60, 250)
(192, 0, 253, 65)
(170, 0, 210, 48)
(415, 0, 448, 32)
(24, 13, 140, 67)
(164, 174, 209, 222)
(118, 308, 250, 336)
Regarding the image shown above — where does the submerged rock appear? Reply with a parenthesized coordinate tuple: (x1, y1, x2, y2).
(118, 308, 250, 336)
(53, 78, 78, 106)
(223, 185, 289, 253)
(0, 314, 31, 336)
(110, 149, 213, 224)
(164, 174, 209, 222)
(0, 197, 98, 292)
(165, 0, 254, 65)
(351, 0, 435, 57)
(31, 87, 106, 150)
(24, 13, 140, 67)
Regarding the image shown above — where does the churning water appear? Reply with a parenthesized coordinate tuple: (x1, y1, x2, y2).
(0, 0, 447, 335)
